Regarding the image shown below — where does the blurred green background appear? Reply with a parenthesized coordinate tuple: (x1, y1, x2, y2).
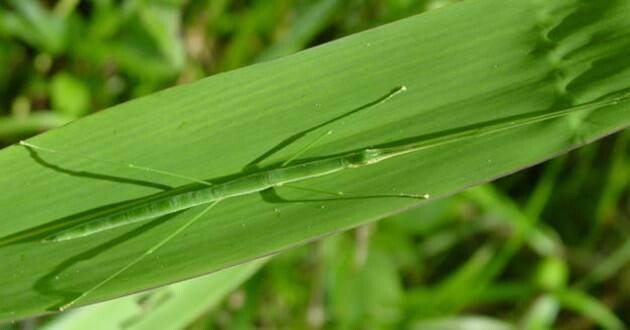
(0, 0, 628, 329)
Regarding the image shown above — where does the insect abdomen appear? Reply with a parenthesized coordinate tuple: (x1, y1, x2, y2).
(43, 187, 219, 242)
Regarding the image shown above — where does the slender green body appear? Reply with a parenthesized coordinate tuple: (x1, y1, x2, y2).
(44, 92, 628, 242)
(45, 157, 354, 242)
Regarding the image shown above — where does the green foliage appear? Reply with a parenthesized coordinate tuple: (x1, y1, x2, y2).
(0, 0, 628, 329)
(50, 73, 90, 117)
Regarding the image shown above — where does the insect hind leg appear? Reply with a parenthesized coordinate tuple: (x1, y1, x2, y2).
(268, 184, 430, 202)
(57, 200, 221, 311)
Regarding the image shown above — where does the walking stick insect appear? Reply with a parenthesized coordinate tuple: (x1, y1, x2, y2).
(16, 86, 629, 310)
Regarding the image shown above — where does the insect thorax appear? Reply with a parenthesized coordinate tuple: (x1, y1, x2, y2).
(345, 149, 387, 168)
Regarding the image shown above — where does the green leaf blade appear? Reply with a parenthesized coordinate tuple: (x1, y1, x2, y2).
(0, 0, 629, 320)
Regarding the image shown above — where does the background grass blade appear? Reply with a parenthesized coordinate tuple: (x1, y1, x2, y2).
(410, 316, 515, 330)
(0, 0, 629, 321)
(255, 0, 342, 62)
(40, 260, 265, 330)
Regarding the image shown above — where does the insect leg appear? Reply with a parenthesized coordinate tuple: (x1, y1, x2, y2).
(281, 184, 430, 200)
(247, 86, 407, 169)
(282, 184, 344, 197)
(57, 200, 221, 311)
(20, 141, 213, 186)
(281, 130, 333, 167)
(279, 86, 408, 167)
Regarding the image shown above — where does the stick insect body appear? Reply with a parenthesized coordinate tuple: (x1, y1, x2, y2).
(38, 147, 417, 242)
(17, 86, 629, 310)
